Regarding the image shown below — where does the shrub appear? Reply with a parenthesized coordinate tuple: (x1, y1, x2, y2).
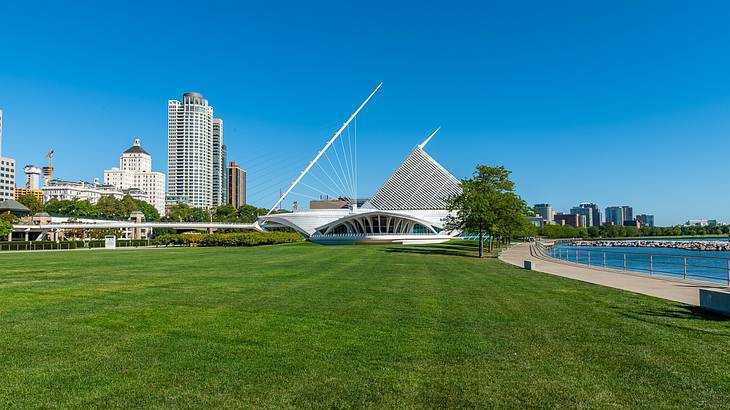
(152, 232, 303, 247)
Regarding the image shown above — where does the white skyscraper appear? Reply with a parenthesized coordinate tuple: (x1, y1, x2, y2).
(104, 138, 166, 214)
(167, 92, 222, 208)
(0, 110, 17, 201)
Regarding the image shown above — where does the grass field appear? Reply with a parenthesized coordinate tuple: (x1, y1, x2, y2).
(1, 241, 729, 408)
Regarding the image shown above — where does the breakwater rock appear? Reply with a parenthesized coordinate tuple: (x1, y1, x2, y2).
(569, 240, 730, 251)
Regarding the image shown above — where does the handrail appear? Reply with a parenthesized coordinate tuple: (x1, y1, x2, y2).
(552, 243, 730, 261)
(541, 241, 730, 285)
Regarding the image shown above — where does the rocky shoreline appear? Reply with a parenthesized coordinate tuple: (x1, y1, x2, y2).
(569, 240, 730, 251)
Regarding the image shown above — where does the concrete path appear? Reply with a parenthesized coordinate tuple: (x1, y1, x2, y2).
(499, 242, 729, 305)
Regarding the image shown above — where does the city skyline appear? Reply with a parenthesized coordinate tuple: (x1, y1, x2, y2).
(2, 2, 730, 225)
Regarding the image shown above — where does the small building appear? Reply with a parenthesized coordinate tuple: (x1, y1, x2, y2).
(310, 198, 349, 210)
(0, 198, 31, 216)
(15, 187, 44, 203)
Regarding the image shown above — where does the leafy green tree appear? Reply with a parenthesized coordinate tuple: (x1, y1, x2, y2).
(133, 199, 160, 221)
(214, 204, 239, 222)
(237, 204, 269, 223)
(446, 165, 528, 257)
(0, 213, 17, 223)
(44, 199, 99, 218)
(95, 195, 124, 218)
(16, 194, 43, 214)
(0, 220, 11, 239)
(164, 203, 208, 222)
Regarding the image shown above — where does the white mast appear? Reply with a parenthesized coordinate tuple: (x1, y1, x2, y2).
(267, 83, 383, 215)
(418, 127, 441, 149)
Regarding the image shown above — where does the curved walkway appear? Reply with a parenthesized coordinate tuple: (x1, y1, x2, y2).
(499, 242, 729, 305)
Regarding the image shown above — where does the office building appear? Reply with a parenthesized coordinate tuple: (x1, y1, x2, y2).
(621, 206, 633, 223)
(554, 213, 580, 227)
(104, 138, 166, 215)
(533, 203, 555, 225)
(636, 214, 654, 227)
(605, 206, 622, 225)
(226, 161, 246, 208)
(168, 92, 222, 209)
(606, 205, 636, 226)
(0, 110, 17, 201)
(570, 202, 601, 227)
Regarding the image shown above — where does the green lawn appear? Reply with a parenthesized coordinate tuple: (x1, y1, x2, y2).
(1, 241, 729, 408)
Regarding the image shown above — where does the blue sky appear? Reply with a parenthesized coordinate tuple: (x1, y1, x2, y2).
(1, 1, 729, 225)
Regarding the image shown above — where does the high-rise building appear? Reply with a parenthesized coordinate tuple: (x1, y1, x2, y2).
(636, 214, 655, 227)
(533, 203, 555, 225)
(226, 161, 246, 208)
(554, 213, 579, 227)
(212, 118, 225, 206)
(24, 165, 41, 189)
(0, 110, 17, 201)
(221, 144, 227, 204)
(104, 138, 166, 214)
(168, 92, 221, 209)
(16, 165, 44, 203)
(605, 205, 635, 226)
(621, 206, 633, 224)
(570, 202, 601, 227)
(605, 206, 624, 225)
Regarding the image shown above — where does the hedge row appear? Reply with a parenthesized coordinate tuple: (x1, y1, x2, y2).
(152, 232, 303, 247)
(0, 239, 150, 251)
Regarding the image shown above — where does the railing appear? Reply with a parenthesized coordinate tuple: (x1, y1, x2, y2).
(541, 244, 730, 285)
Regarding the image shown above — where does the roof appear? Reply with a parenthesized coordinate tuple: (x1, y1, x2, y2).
(123, 145, 149, 155)
(362, 146, 462, 211)
(0, 199, 31, 213)
(123, 138, 149, 155)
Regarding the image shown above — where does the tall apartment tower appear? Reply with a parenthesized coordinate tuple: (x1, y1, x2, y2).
(226, 161, 246, 208)
(212, 118, 225, 206)
(0, 110, 17, 201)
(167, 92, 221, 208)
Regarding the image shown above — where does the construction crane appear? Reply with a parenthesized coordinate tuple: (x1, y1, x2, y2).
(42, 147, 54, 186)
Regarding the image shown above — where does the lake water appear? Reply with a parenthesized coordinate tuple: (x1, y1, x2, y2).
(549, 238, 730, 285)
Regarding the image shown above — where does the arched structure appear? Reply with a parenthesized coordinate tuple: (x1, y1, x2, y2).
(256, 85, 463, 245)
(315, 211, 440, 236)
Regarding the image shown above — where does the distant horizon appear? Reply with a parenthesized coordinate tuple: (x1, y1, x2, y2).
(2, 1, 730, 225)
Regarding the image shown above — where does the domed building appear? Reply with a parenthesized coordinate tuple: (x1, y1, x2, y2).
(103, 138, 166, 215)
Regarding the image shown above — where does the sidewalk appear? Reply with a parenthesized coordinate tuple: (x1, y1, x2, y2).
(499, 242, 729, 305)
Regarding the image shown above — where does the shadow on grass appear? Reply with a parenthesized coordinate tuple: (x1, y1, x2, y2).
(383, 241, 499, 259)
(615, 305, 730, 334)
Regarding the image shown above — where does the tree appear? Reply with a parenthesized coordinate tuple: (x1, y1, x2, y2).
(95, 195, 124, 218)
(44, 199, 99, 218)
(446, 165, 529, 257)
(0, 220, 11, 239)
(134, 199, 160, 221)
(17, 194, 43, 214)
